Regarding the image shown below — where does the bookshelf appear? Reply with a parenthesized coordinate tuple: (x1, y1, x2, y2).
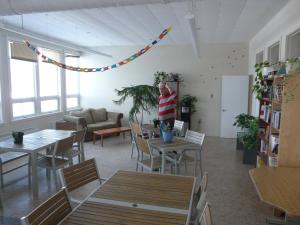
(257, 73, 300, 168)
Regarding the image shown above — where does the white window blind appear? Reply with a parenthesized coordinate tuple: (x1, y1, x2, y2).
(286, 29, 300, 59)
(10, 41, 37, 62)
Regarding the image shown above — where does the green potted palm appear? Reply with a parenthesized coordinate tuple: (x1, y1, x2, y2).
(242, 118, 259, 165)
(233, 114, 256, 150)
(113, 85, 159, 123)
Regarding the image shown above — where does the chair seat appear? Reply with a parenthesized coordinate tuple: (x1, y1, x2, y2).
(139, 157, 162, 169)
(37, 156, 70, 168)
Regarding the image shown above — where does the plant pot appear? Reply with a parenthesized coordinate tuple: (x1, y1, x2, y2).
(243, 148, 257, 165)
(162, 131, 173, 143)
(236, 132, 245, 150)
(12, 131, 24, 144)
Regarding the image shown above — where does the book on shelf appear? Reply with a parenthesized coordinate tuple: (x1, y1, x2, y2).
(271, 111, 281, 129)
(260, 105, 271, 123)
(268, 154, 278, 167)
(273, 84, 283, 102)
(270, 134, 279, 153)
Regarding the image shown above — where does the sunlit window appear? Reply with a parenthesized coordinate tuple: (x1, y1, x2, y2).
(65, 56, 80, 110)
(8, 41, 80, 120)
(10, 59, 35, 99)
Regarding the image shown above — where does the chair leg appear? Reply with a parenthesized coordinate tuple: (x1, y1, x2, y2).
(52, 169, 58, 190)
(131, 144, 134, 158)
(0, 164, 3, 189)
(28, 156, 31, 188)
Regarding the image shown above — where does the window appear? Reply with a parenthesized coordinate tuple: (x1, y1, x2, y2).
(38, 48, 60, 113)
(9, 41, 64, 119)
(8, 41, 81, 120)
(268, 42, 280, 64)
(65, 55, 80, 110)
(255, 51, 264, 64)
(286, 28, 300, 59)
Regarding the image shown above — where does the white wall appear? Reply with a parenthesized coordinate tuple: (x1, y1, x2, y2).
(80, 43, 248, 136)
(249, 0, 300, 116)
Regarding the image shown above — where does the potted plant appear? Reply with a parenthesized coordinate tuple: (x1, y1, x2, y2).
(233, 113, 256, 150)
(153, 71, 169, 87)
(242, 118, 259, 165)
(179, 95, 198, 113)
(113, 85, 159, 123)
(161, 121, 173, 143)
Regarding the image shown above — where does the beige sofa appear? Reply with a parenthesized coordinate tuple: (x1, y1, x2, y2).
(56, 108, 123, 141)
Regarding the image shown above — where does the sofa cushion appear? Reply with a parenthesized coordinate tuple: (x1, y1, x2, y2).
(90, 108, 107, 123)
(70, 109, 93, 124)
(87, 121, 119, 132)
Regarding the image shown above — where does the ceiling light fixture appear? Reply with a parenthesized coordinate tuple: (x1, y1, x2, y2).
(185, 12, 200, 58)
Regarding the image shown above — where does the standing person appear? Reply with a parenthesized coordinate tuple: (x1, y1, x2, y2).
(158, 82, 177, 137)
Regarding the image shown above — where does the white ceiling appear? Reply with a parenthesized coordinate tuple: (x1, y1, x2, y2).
(0, 0, 289, 48)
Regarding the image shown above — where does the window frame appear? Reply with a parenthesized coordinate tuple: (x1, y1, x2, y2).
(8, 40, 80, 120)
(267, 41, 280, 64)
(286, 28, 300, 60)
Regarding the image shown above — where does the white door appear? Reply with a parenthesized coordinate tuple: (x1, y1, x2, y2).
(220, 75, 249, 138)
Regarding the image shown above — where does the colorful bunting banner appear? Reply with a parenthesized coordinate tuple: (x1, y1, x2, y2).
(25, 27, 172, 72)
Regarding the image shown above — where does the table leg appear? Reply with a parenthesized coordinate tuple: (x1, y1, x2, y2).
(31, 152, 38, 200)
(161, 151, 165, 174)
(101, 135, 104, 147)
(93, 134, 96, 144)
(123, 132, 125, 140)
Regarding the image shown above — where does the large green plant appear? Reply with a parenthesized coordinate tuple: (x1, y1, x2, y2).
(233, 114, 256, 130)
(253, 61, 270, 100)
(153, 71, 169, 87)
(113, 85, 159, 123)
(242, 118, 259, 151)
(179, 95, 198, 113)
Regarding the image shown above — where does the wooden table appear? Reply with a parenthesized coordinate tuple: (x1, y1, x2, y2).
(61, 170, 195, 225)
(148, 137, 201, 174)
(249, 167, 300, 224)
(93, 127, 131, 147)
(0, 129, 73, 199)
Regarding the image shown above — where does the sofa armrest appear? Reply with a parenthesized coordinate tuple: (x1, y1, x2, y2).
(107, 112, 123, 126)
(56, 115, 87, 130)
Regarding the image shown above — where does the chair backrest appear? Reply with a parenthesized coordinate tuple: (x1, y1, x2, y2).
(134, 135, 151, 155)
(185, 130, 205, 146)
(59, 158, 101, 192)
(173, 120, 184, 135)
(130, 122, 143, 136)
(195, 172, 208, 210)
(53, 135, 75, 156)
(72, 128, 87, 143)
(20, 188, 72, 225)
(198, 202, 213, 225)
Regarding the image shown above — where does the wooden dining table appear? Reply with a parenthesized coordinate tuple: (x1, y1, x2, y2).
(148, 137, 201, 174)
(60, 170, 196, 225)
(0, 129, 73, 199)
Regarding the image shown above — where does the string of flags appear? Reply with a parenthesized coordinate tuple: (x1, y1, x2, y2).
(25, 27, 172, 73)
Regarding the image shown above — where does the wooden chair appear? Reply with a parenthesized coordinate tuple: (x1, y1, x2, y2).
(129, 122, 149, 159)
(20, 188, 72, 225)
(166, 130, 205, 175)
(191, 172, 208, 224)
(58, 158, 103, 203)
(173, 120, 184, 136)
(37, 135, 74, 188)
(71, 128, 87, 163)
(134, 135, 162, 172)
(198, 202, 213, 225)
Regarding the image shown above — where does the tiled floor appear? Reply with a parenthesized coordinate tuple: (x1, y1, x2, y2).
(0, 135, 271, 225)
